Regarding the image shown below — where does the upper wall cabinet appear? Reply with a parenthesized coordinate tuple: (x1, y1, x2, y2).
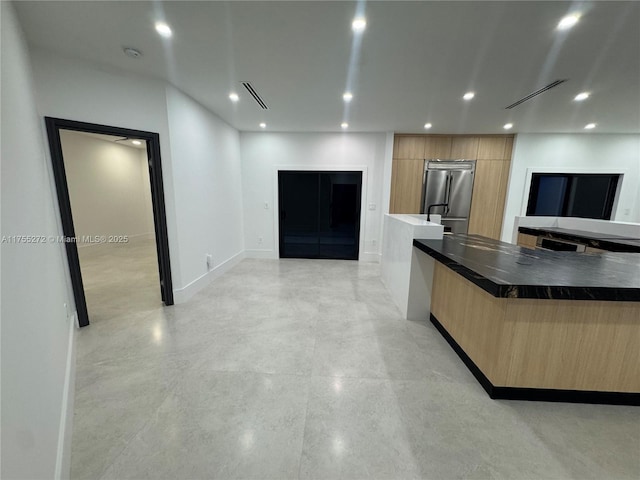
(394, 136, 426, 159)
(450, 137, 480, 159)
(477, 136, 513, 160)
(424, 136, 452, 159)
(390, 134, 515, 239)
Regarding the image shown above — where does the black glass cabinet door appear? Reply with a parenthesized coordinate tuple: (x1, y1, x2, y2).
(278, 171, 361, 260)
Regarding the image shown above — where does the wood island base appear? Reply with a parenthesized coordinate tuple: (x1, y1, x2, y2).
(430, 263, 640, 406)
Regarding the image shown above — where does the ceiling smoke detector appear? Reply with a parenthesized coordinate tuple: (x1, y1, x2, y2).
(123, 47, 142, 59)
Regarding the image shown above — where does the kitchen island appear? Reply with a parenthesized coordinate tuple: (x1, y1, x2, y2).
(381, 214, 443, 319)
(517, 225, 640, 253)
(413, 234, 640, 405)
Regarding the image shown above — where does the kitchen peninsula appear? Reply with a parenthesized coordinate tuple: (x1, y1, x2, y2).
(414, 234, 640, 405)
(381, 214, 443, 319)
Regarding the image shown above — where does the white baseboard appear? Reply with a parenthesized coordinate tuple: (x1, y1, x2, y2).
(55, 313, 76, 480)
(244, 249, 277, 259)
(173, 250, 246, 304)
(360, 252, 382, 263)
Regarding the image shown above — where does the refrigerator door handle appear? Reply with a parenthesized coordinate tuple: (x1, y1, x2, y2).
(445, 174, 453, 215)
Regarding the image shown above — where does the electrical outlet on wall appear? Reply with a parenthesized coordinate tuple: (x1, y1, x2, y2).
(206, 254, 213, 270)
(258, 236, 263, 245)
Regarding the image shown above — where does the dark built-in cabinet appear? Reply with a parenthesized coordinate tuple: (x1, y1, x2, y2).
(278, 171, 362, 260)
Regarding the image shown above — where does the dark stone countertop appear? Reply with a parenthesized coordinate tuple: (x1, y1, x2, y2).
(518, 226, 640, 253)
(413, 234, 640, 302)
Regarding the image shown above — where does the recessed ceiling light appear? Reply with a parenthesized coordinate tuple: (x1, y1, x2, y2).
(259, 123, 266, 129)
(154, 22, 173, 38)
(132, 140, 142, 145)
(229, 92, 239, 102)
(341, 122, 349, 129)
(584, 123, 596, 129)
(343, 92, 353, 102)
(557, 14, 580, 30)
(424, 123, 432, 129)
(574, 92, 590, 101)
(503, 123, 513, 130)
(352, 17, 367, 32)
(463, 92, 475, 100)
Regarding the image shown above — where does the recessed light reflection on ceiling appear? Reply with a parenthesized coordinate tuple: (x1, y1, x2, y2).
(343, 92, 353, 102)
(557, 14, 580, 30)
(424, 123, 432, 129)
(259, 123, 266, 129)
(229, 92, 239, 102)
(154, 22, 173, 38)
(574, 92, 590, 101)
(132, 140, 142, 145)
(503, 123, 513, 130)
(584, 123, 596, 129)
(463, 92, 475, 101)
(352, 17, 367, 32)
(341, 122, 349, 129)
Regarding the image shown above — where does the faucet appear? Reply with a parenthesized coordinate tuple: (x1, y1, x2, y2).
(426, 203, 449, 222)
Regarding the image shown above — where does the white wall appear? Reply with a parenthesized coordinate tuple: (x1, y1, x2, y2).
(240, 132, 391, 261)
(165, 86, 245, 300)
(1, 3, 75, 478)
(28, 48, 184, 288)
(501, 133, 640, 241)
(60, 131, 154, 243)
(30, 49, 246, 301)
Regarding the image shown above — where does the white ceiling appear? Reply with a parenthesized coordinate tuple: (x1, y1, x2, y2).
(14, 1, 640, 134)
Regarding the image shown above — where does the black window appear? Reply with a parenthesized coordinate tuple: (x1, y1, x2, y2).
(526, 173, 619, 220)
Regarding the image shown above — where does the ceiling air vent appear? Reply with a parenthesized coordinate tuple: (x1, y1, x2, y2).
(242, 82, 269, 110)
(505, 79, 568, 109)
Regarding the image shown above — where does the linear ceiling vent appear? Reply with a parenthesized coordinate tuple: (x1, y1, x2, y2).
(242, 82, 269, 109)
(505, 79, 568, 109)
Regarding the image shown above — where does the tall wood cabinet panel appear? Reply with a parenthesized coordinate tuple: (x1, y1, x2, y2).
(391, 159, 424, 214)
(504, 136, 514, 161)
(395, 136, 425, 159)
(477, 137, 508, 160)
(450, 136, 479, 158)
(468, 159, 511, 238)
(424, 136, 452, 159)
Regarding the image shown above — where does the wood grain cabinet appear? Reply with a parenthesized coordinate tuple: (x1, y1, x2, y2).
(390, 159, 424, 214)
(517, 233, 538, 249)
(390, 134, 514, 240)
(467, 159, 511, 239)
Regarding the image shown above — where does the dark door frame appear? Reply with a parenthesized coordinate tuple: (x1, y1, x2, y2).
(45, 117, 174, 327)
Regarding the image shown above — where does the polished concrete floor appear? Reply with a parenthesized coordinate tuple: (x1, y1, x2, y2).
(72, 243, 640, 479)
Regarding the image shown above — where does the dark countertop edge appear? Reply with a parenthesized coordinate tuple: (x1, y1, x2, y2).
(413, 239, 640, 302)
(413, 240, 502, 297)
(518, 226, 640, 253)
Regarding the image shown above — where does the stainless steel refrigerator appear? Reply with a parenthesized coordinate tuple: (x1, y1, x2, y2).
(421, 160, 476, 233)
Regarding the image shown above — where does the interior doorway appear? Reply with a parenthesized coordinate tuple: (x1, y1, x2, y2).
(45, 118, 173, 327)
(278, 171, 362, 260)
